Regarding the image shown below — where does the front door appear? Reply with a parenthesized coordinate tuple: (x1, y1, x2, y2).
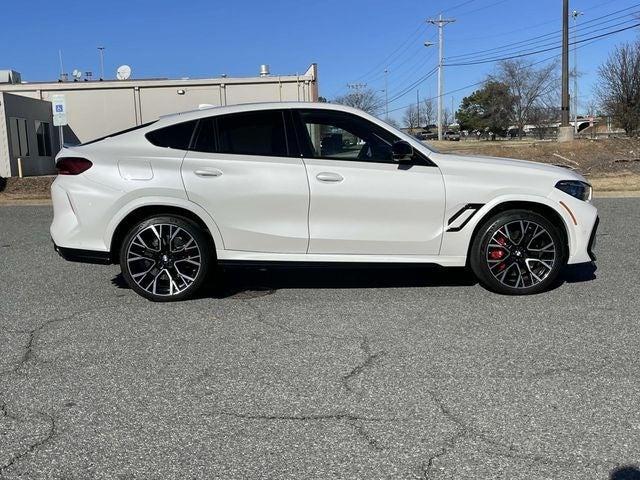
(294, 109, 446, 255)
(182, 109, 309, 253)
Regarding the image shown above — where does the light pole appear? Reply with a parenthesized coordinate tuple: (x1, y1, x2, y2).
(427, 15, 456, 141)
(97, 47, 105, 80)
(572, 10, 583, 134)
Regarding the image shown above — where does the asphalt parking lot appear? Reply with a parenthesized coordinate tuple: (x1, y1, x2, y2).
(1, 199, 639, 479)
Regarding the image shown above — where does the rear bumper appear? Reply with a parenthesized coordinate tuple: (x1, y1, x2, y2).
(53, 241, 112, 264)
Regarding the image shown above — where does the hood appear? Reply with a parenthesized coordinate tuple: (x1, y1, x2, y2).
(433, 152, 588, 183)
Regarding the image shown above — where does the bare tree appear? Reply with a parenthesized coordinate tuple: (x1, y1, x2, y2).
(596, 40, 640, 136)
(422, 98, 437, 127)
(333, 88, 384, 115)
(402, 104, 420, 130)
(528, 106, 559, 139)
(493, 59, 559, 139)
(440, 107, 453, 130)
(385, 117, 401, 129)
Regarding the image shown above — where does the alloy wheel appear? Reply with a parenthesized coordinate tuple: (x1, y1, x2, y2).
(126, 223, 202, 297)
(486, 220, 557, 289)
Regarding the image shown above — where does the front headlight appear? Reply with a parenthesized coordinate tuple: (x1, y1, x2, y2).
(555, 180, 592, 201)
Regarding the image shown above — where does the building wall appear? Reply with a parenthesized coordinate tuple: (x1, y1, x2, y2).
(0, 64, 318, 148)
(0, 92, 56, 177)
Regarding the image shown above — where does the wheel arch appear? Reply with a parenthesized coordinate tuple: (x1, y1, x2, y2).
(466, 200, 571, 263)
(107, 202, 223, 263)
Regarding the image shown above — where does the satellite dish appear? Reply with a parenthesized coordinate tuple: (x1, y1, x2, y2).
(116, 65, 132, 80)
(72, 69, 82, 79)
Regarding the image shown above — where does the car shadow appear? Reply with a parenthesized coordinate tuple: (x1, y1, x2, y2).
(111, 262, 597, 300)
(558, 262, 597, 284)
(111, 264, 478, 299)
(610, 466, 640, 480)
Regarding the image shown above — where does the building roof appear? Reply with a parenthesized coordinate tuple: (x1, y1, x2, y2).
(0, 64, 317, 92)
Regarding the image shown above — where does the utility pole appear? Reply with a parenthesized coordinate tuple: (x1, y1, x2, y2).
(428, 15, 456, 141)
(572, 10, 583, 134)
(97, 46, 106, 80)
(559, 0, 574, 142)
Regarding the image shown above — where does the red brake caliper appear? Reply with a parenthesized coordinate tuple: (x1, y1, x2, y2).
(491, 235, 507, 269)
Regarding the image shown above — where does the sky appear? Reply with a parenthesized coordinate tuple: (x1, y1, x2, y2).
(1, 0, 638, 123)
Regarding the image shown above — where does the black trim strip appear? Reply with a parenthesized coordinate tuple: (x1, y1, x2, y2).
(587, 216, 599, 262)
(54, 244, 112, 264)
(447, 203, 484, 232)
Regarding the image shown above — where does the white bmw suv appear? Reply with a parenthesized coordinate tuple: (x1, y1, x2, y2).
(50, 102, 598, 301)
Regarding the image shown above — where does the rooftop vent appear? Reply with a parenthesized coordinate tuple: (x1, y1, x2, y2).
(259, 64, 270, 77)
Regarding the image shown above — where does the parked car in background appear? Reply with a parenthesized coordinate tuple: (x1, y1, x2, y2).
(51, 102, 598, 301)
(444, 130, 461, 141)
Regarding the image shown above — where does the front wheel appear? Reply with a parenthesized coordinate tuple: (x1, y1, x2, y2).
(469, 210, 567, 295)
(119, 215, 213, 301)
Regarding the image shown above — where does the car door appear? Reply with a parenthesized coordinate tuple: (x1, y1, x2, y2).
(293, 108, 446, 255)
(181, 109, 309, 253)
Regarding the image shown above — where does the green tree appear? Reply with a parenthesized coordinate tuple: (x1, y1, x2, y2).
(456, 81, 514, 133)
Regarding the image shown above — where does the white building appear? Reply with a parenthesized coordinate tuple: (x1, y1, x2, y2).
(0, 64, 318, 177)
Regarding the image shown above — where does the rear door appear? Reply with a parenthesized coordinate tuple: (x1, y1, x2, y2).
(181, 109, 309, 253)
(293, 108, 446, 255)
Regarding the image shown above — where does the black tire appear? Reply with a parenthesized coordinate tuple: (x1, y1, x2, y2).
(119, 215, 213, 301)
(469, 210, 567, 295)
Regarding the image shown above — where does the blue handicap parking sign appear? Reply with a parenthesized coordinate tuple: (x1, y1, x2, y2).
(55, 104, 64, 112)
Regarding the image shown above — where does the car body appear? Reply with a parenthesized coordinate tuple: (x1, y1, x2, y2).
(50, 102, 598, 300)
(443, 130, 461, 141)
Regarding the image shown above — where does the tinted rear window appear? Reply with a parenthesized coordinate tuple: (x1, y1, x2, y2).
(217, 111, 288, 157)
(146, 120, 198, 150)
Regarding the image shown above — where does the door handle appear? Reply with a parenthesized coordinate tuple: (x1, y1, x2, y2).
(316, 172, 343, 183)
(194, 168, 223, 178)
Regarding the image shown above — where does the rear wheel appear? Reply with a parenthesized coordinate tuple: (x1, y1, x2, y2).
(119, 215, 213, 301)
(469, 210, 566, 295)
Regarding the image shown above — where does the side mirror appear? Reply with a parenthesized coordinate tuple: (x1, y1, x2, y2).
(392, 140, 414, 162)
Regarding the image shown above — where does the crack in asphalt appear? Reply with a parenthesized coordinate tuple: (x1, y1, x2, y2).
(0, 300, 136, 475)
(421, 389, 613, 475)
(9, 301, 137, 375)
(241, 297, 359, 342)
(212, 410, 391, 422)
(421, 431, 465, 480)
(342, 337, 387, 395)
(348, 419, 385, 452)
(0, 411, 56, 476)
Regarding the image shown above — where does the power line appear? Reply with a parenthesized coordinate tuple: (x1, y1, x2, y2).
(454, 0, 630, 43)
(448, 3, 640, 61)
(351, 23, 428, 83)
(445, 22, 640, 66)
(385, 32, 622, 116)
(448, 16, 639, 64)
(386, 66, 439, 104)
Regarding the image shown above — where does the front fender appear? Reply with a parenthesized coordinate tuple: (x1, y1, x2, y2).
(439, 193, 577, 261)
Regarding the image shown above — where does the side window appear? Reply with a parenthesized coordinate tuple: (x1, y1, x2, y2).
(192, 117, 216, 153)
(145, 120, 198, 149)
(216, 110, 288, 157)
(297, 110, 399, 163)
